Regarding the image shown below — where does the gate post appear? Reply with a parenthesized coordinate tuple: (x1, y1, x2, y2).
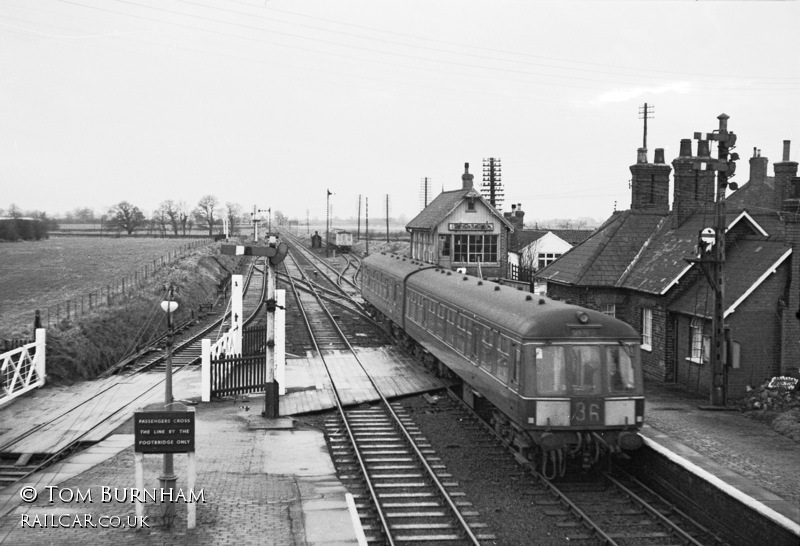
(201, 338, 211, 402)
(263, 263, 279, 417)
(231, 275, 243, 355)
(34, 328, 46, 388)
(276, 289, 286, 395)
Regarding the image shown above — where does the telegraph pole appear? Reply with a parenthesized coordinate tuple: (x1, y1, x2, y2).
(691, 113, 739, 407)
(639, 103, 655, 149)
(365, 197, 369, 256)
(386, 194, 390, 243)
(482, 158, 503, 210)
(357, 195, 361, 241)
(326, 190, 332, 257)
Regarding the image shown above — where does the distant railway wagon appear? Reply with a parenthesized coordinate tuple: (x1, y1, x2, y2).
(327, 229, 353, 253)
(361, 252, 645, 478)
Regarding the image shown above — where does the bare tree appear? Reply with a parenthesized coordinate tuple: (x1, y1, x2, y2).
(225, 202, 242, 236)
(178, 201, 191, 236)
(194, 195, 220, 236)
(158, 200, 180, 236)
(107, 201, 146, 235)
(72, 207, 95, 222)
(152, 208, 169, 236)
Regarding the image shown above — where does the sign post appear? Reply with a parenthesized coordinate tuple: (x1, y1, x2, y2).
(134, 407, 196, 528)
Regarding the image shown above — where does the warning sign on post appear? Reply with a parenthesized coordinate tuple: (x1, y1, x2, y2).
(134, 411, 195, 453)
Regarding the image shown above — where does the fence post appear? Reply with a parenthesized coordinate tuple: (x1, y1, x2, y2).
(201, 338, 211, 402)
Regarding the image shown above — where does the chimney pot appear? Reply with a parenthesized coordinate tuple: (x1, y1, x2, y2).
(511, 204, 516, 211)
(783, 140, 791, 162)
(654, 148, 665, 164)
(462, 162, 474, 190)
(637, 147, 648, 164)
(697, 140, 710, 157)
(679, 139, 692, 157)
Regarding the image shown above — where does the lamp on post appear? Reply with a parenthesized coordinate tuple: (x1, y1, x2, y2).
(159, 288, 179, 522)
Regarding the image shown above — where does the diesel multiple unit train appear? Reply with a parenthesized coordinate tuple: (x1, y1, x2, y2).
(327, 229, 354, 253)
(361, 252, 644, 478)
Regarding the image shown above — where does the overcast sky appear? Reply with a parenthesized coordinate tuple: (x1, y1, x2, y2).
(1, 1, 798, 225)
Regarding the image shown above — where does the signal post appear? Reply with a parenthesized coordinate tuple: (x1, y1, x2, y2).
(221, 237, 288, 417)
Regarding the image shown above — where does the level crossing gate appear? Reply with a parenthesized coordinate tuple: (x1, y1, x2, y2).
(201, 289, 285, 402)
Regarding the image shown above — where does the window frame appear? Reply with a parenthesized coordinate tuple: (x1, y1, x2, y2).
(641, 308, 653, 351)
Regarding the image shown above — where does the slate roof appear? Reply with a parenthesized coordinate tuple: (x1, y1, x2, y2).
(537, 205, 785, 296)
(669, 239, 790, 318)
(727, 175, 777, 214)
(535, 210, 667, 287)
(406, 188, 513, 231)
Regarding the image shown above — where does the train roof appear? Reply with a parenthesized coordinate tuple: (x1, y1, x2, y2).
(363, 252, 639, 341)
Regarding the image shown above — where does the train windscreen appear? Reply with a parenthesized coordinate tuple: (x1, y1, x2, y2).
(528, 345, 629, 397)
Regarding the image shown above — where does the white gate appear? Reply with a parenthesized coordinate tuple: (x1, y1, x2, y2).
(1, 328, 46, 407)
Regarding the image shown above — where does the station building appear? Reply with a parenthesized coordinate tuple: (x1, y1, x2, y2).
(535, 138, 800, 399)
(406, 163, 513, 278)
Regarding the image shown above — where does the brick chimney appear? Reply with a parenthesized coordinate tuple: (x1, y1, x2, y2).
(504, 203, 525, 248)
(462, 162, 474, 190)
(776, 140, 798, 211)
(630, 147, 671, 213)
(671, 138, 715, 228)
(778, 140, 800, 373)
(749, 147, 769, 186)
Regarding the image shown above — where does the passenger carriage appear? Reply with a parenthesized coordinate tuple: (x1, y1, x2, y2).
(361, 252, 644, 477)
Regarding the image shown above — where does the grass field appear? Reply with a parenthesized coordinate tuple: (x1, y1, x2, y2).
(0, 237, 210, 338)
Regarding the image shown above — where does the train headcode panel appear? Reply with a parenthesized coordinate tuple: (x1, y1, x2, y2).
(134, 411, 195, 453)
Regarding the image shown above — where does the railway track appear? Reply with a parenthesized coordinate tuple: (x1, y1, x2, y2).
(282, 243, 491, 545)
(109, 257, 266, 376)
(280, 240, 385, 354)
(424, 390, 727, 545)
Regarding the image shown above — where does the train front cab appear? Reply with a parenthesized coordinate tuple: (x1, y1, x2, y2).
(512, 341, 645, 476)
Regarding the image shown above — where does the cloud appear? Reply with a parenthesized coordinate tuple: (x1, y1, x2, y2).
(589, 81, 693, 105)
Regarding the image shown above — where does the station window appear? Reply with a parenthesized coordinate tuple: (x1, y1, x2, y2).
(453, 235, 498, 263)
(690, 317, 710, 363)
(641, 308, 653, 351)
(537, 252, 562, 270)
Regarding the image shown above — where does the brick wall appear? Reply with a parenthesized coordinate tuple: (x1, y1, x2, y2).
(727, 264, 787, 397)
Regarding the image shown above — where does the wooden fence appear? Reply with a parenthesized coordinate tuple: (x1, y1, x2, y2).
(38, 239, 213, 328)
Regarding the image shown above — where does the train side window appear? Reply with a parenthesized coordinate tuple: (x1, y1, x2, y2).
(455, 315, 466, 353)
(428, 301, 438, 332)
(480, 328, 495, 370)
(469, 322, 480, 363)
(437, 305, 446, 338)
(445, 309, 456, 346)
(534, 346, 567, 396)
(496, 335, 510, 383)
(510, 345, 520, 386)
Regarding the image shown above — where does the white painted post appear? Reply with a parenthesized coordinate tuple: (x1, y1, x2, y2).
(134, 451, 144, 524)
(231, 274, 243, 354)
(34, 328, 46, 388)
(187, 450, 196, 529)
(201, 338, 211, 402)
(276, 289, 286, 395)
